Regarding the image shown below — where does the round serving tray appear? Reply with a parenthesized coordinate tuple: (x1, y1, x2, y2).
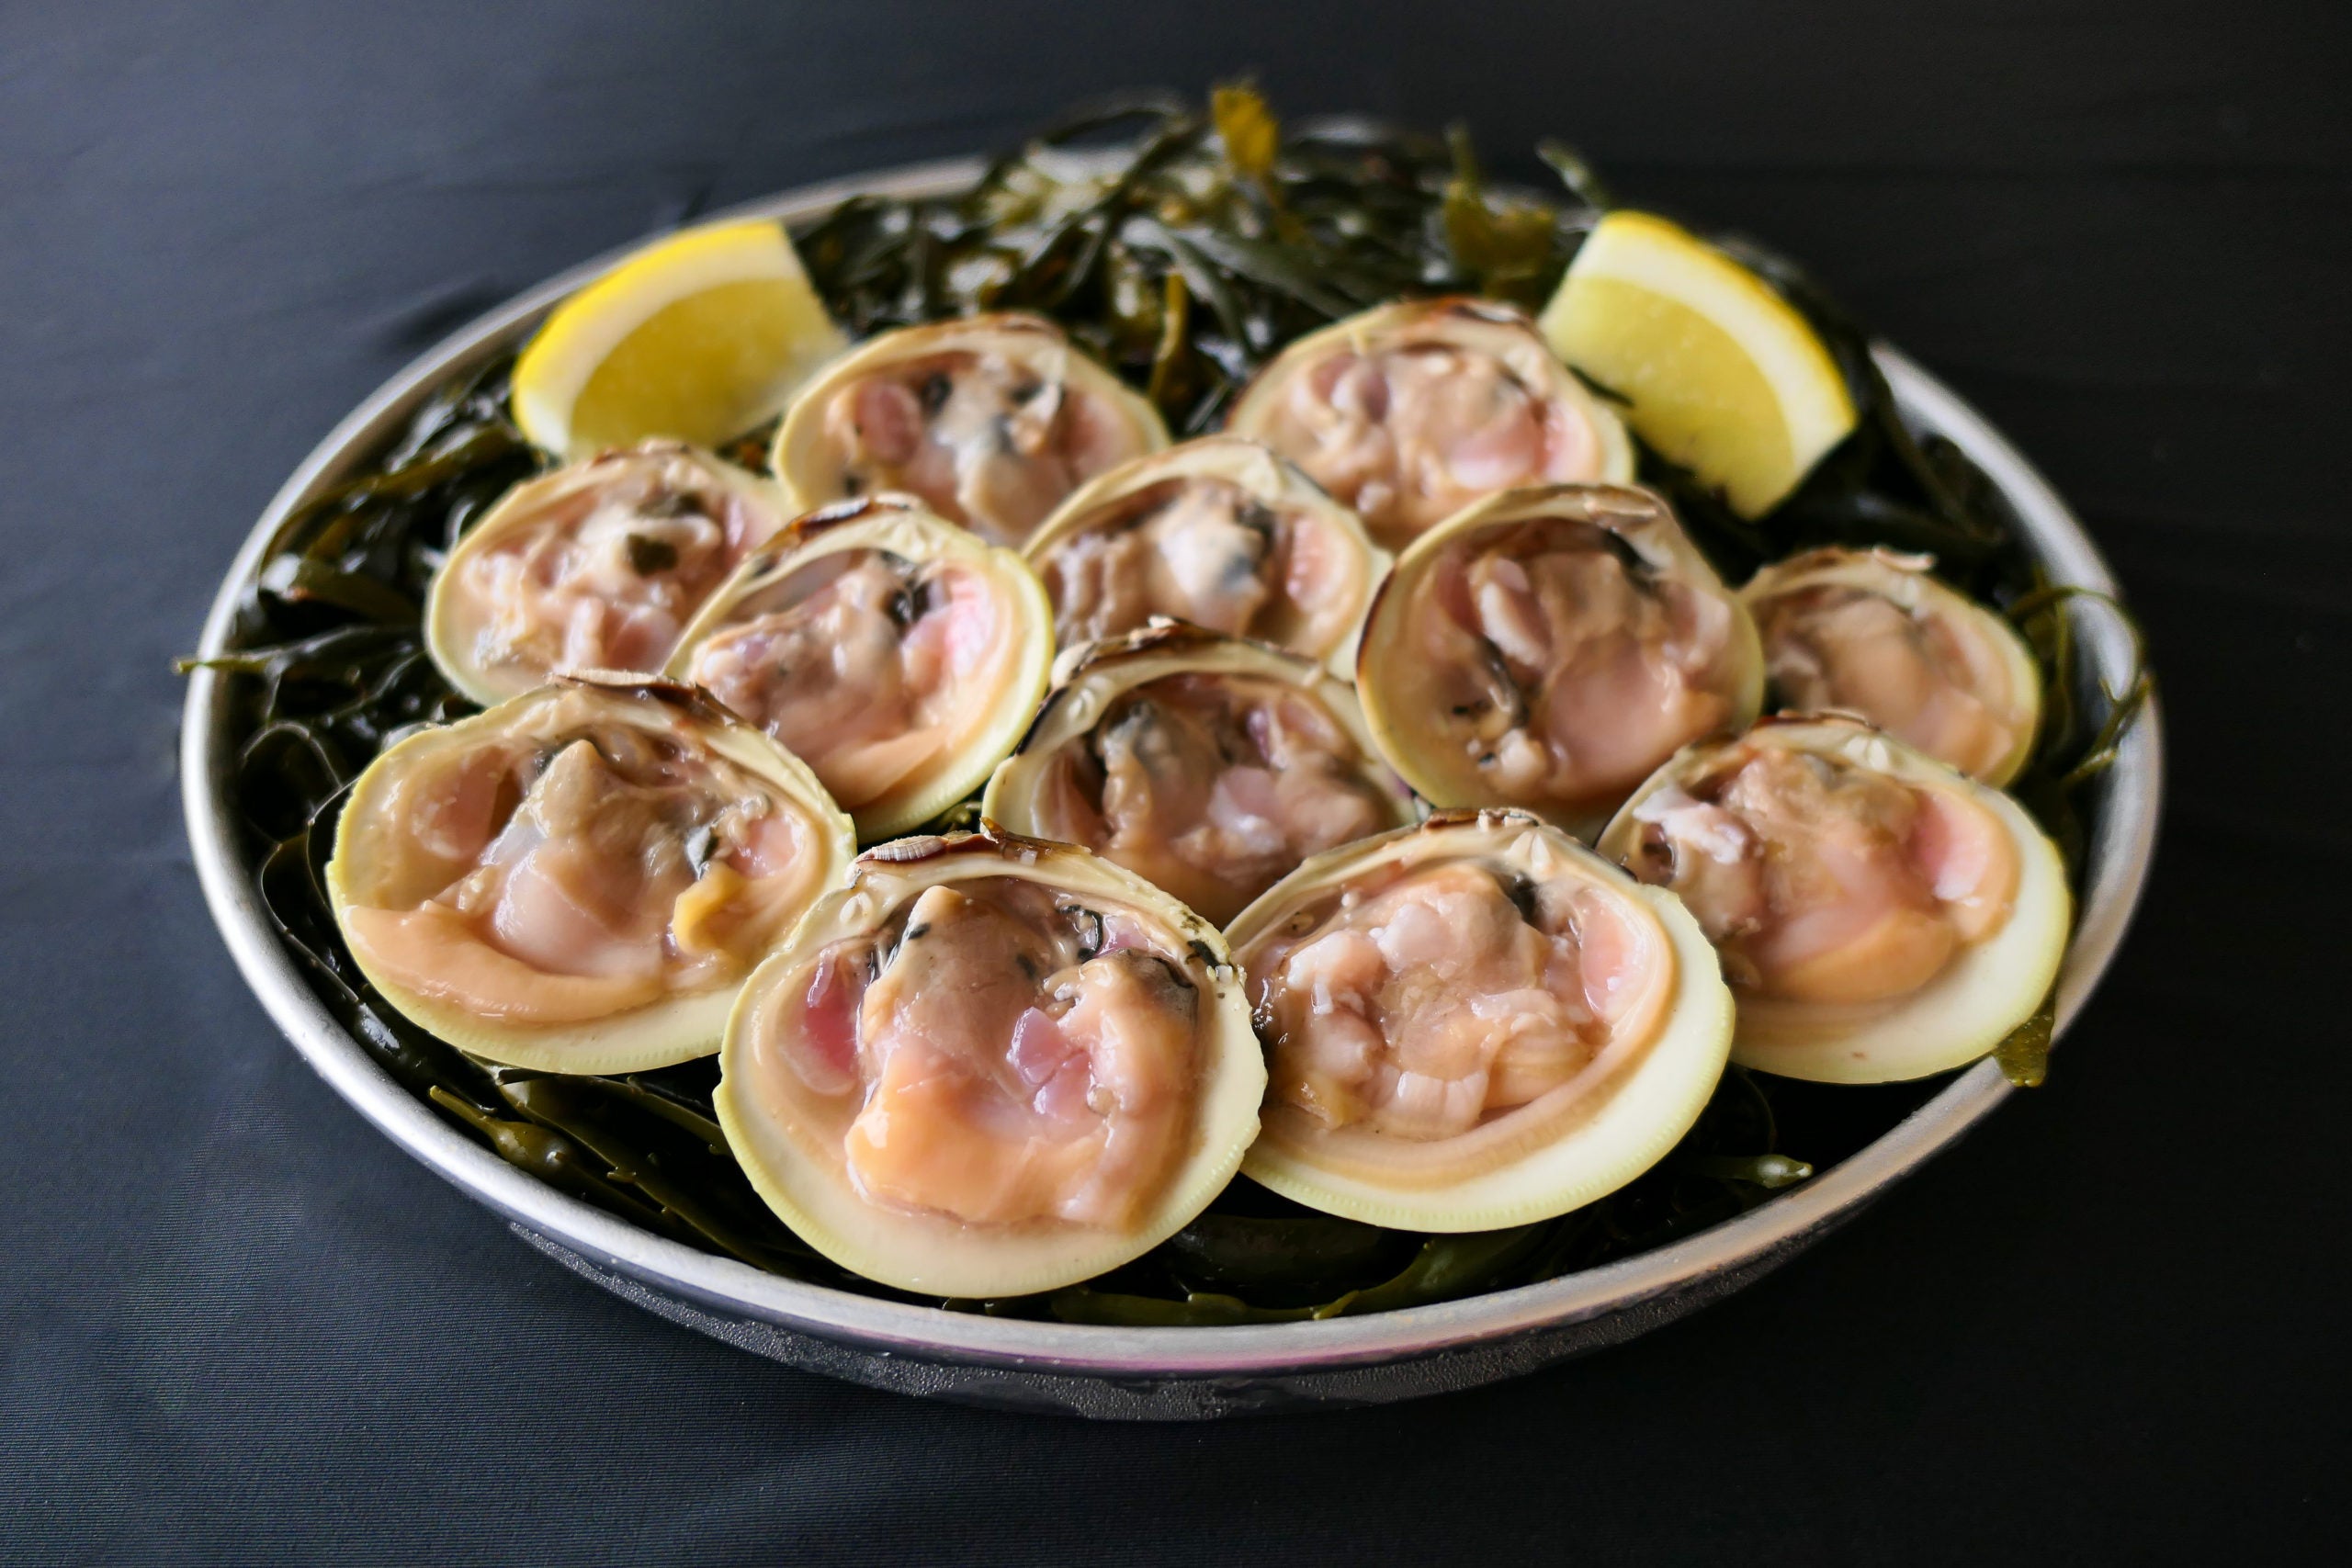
(182, 157, 2163, 1420)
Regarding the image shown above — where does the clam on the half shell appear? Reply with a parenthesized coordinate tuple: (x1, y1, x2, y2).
(1225, 810, 1733, 1232)
(717, 827, 1264, 1298)
(1022, 435, 1392, 675)
(1355, 482, 1764, 840)
(665, 495, 1055, 843)
(1740, 547, 2042, 786)
(1596, 715, 2069, 1084)
(424, 440, 792, 706)
(982, 623, 1419, 927)
(1224, 297, 1634, 551)
(771, 311, 1169, 547)
(327, 676, 855, 1074)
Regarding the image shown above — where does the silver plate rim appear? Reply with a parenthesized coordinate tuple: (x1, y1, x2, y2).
(180, 154, 2164, 1382)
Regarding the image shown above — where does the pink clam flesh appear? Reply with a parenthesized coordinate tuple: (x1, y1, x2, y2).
(1237, 855, 1672, 1145)
(680, 547, 1018, 817)
(818, 350, 1149, 546)
(770, 877, 1202, 1228)
(1622, 740, 2019, 1008)
(1025, 671, 1405, 927)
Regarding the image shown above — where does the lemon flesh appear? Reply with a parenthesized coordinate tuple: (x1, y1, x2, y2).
(514, 220, 847, 461)
(1541, 211, 1856, 518)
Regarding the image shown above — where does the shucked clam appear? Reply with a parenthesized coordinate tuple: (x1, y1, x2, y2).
(1596, 715, 2068, 1083)
(665, 495, 1055, 842)
(1225, 298, 1634, 550)
(982, 624, 1418, 927)
(424, 441, 791, 705)
(327, 677, 855, 1074)
(1740, 547, 2042, 786)
(1226, 810, 1734, 1231)
(771, 311, 1169, 547)
(1356, 483, 1763, 839)
(717, 828, 1264, 1298)
(1022, 436, 1392, 675)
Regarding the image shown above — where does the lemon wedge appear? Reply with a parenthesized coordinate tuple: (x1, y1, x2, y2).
(1540, 210, 1856, 517)
(513, 220, 848, 460)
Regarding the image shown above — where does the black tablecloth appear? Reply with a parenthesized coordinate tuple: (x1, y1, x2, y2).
(6, 2, 2344, 1561)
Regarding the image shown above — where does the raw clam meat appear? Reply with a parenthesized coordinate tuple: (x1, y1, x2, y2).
(1356, 482, 1763, 838)
(717, 828, 1264, 1297)
(771, 311, 1169, 547)
(1596, 715, 2068, 1083)
(1224, 298, 1633, 549)
(327, 677, 854, 1073)
(1226, 810, 1733, 1230)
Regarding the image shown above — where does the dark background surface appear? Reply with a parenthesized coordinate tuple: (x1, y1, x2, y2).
(5, 1, 2346, 1561)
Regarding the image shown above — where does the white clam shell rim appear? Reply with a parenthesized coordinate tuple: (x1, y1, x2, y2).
(662, 494, 1056, 843)
(1595, 716, 2071, 1085)
(1355, 481, 1766, 841)
(422, 441, 793, 707)
(714, 829, 1267, 1300)
(1737, 546, 2044, 788)
(1020, 435, 1396, 677)
(324, 677, 857, 1076)
(769, 310, 1170, 530)
(1223, 810, 1736, 1232)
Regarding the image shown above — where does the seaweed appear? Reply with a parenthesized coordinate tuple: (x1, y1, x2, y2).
(187, 85, 2142, 1321)
(791, 86, 1583, 437)
(2002, 583, 2154, 883)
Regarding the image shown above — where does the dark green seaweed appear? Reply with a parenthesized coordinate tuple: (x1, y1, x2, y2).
(186, 86, 2143, 1320)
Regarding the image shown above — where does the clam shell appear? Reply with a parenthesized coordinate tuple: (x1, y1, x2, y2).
(1355, 482, 1764, 840)
(716, 825, 1265, 1298)
(1739, 547, 2042, 786)
(1224, 809, 1734, 1232)
(424, 441, 794, 706)
(981, 622, 1419, 924)
(770, 311, 1169, 546)
(326, 675, 855, 1074)
(666, 495, 1055, 842)
(1595, 714, 2070, 1083)
(1022, 435, 1392, 675)
(1224, 297, 1634, 549)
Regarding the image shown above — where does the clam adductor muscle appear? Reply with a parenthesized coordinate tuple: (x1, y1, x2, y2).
(717, 829, 1263, 1297)
(1227, 811, 1733, 1232)
(326, 678, 854, 1073)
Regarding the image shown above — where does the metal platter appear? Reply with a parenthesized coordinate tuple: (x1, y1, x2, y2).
(181, 157, 2163, 1419)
